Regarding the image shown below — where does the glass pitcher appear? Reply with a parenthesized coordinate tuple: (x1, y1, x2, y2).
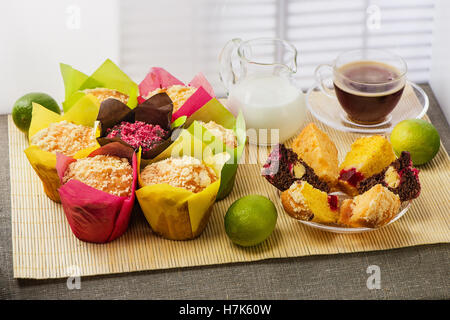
(219, 38, 306, 145)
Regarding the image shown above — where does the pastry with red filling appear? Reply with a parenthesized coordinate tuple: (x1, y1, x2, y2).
(338, 135, 396, 196)
(357, 151, 420, 201)
(281, 180, 339, 224)
(262, 144, 330, 193)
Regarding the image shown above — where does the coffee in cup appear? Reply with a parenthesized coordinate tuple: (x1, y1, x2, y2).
(315, 49, 407, 125)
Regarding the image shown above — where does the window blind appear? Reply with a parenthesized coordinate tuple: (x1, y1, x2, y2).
(119, 0, 435, 96)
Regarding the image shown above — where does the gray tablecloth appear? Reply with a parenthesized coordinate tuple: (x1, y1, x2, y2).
(1, 84, 449, 300)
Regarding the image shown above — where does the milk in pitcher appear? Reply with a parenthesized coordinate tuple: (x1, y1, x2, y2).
(227, 74, 306, 144)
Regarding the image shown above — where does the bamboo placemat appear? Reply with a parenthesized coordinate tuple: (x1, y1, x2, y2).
(9, 94, 450, 279)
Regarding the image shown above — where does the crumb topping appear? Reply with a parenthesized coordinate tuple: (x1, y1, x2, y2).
(349, 184, 400, 227)
(106, 121, 168, 152)
(63, 155, 133, 197)
(84, 88, 129, 105)
(198, 121, 237, 148)
(140, 156, 217, 193)
(31, 120, 97, 156)
(144, 85, 197, 113)
(288, 181, 307, 212)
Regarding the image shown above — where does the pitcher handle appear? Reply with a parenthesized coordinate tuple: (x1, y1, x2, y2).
(219, 38, 242, 94)
(314, 64, 336, 99)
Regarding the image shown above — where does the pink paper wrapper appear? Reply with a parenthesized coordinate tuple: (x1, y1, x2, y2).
(138, 67, 214, 122)
(56, 142, 137, 243)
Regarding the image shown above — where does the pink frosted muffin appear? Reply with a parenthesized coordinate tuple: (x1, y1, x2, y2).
(106, 121, 169, 153)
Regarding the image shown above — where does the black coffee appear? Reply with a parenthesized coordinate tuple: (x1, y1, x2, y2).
(334, 61, 405, 124)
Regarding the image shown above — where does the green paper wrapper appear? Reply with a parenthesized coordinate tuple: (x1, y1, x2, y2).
(60, 59, 139, 112)
(185, 98, 246, 200)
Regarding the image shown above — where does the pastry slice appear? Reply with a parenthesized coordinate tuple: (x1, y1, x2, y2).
(262, 144, 330, 192)
(281, 181, 339, 224)
(338, 135, 396, 196)
(358, 151, 420, 201)
(292, 123, 339, 187)
(339, 184, 401, 228)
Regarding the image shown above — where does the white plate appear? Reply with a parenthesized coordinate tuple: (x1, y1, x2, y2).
(306, 81, 429, 134)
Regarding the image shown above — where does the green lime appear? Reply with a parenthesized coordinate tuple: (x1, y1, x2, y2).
(224, 195, 277, 247)
(12, 92, 60, 133)
(390, 119, 440, 165)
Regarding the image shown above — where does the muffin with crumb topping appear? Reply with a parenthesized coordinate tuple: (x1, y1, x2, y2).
(144, 85, 197, 113)
(62, 155, 133, 197)
(24, 97, 100, 203)
(84, 88, 129, 105)
(31, 120, 97, 157)
(140, 156, 218, 193)
(198, 121, 237, 148)
(57, 142, 137, 243)
(136, 133, 223, 241)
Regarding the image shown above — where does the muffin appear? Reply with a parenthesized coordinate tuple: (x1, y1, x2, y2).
(262, 144, 330, 192)
(338, 135, 396, 196)
(56, 142, 137, 243)
(96, 92, 184, 160)
(30, 120, 97, 157)
(62, 155, 133, 197)
(198, 120, 237, 148)
(106, 121, 169, 153)
(281, 180, 339, 224)
(144, 85, 197, 113)
(292, 123, 339, 187)
(84, 88, 129, 105)
(140, 155, 218, 193)
(358, 151, 421, 201)
(338, 184, 401, 228)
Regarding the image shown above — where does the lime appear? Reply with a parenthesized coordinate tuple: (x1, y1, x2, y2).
(224, 195, 277, 247)
(12, 92, 60, 133)
(390, 119, 440, 165)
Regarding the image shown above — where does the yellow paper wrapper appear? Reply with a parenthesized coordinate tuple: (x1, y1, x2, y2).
(136, 130, 224, 240)
(24, 95, 100, 202)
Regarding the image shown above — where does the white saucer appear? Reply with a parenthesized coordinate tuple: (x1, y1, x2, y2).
(306, 81, 429, 134)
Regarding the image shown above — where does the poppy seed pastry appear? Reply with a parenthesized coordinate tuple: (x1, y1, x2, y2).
(84, 88, 129, 105)
(144, 85, 197, 113)
(30, 120, 97, 156)
(338, 135, 396, 196)
(292, 123, 339, 187)
(358, 151, 420, 201)
(198, 121, 237, 148)
(62, 155, 133, 197)
(262, 144, 330, 193)
(140, 156, 218, 193)
(338, 184, 401, 228)
(281, 180, 339, 224)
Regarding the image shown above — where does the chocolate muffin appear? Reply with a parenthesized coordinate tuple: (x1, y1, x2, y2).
(261, 144, 330, 193)
(358, 151, 421, 202)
